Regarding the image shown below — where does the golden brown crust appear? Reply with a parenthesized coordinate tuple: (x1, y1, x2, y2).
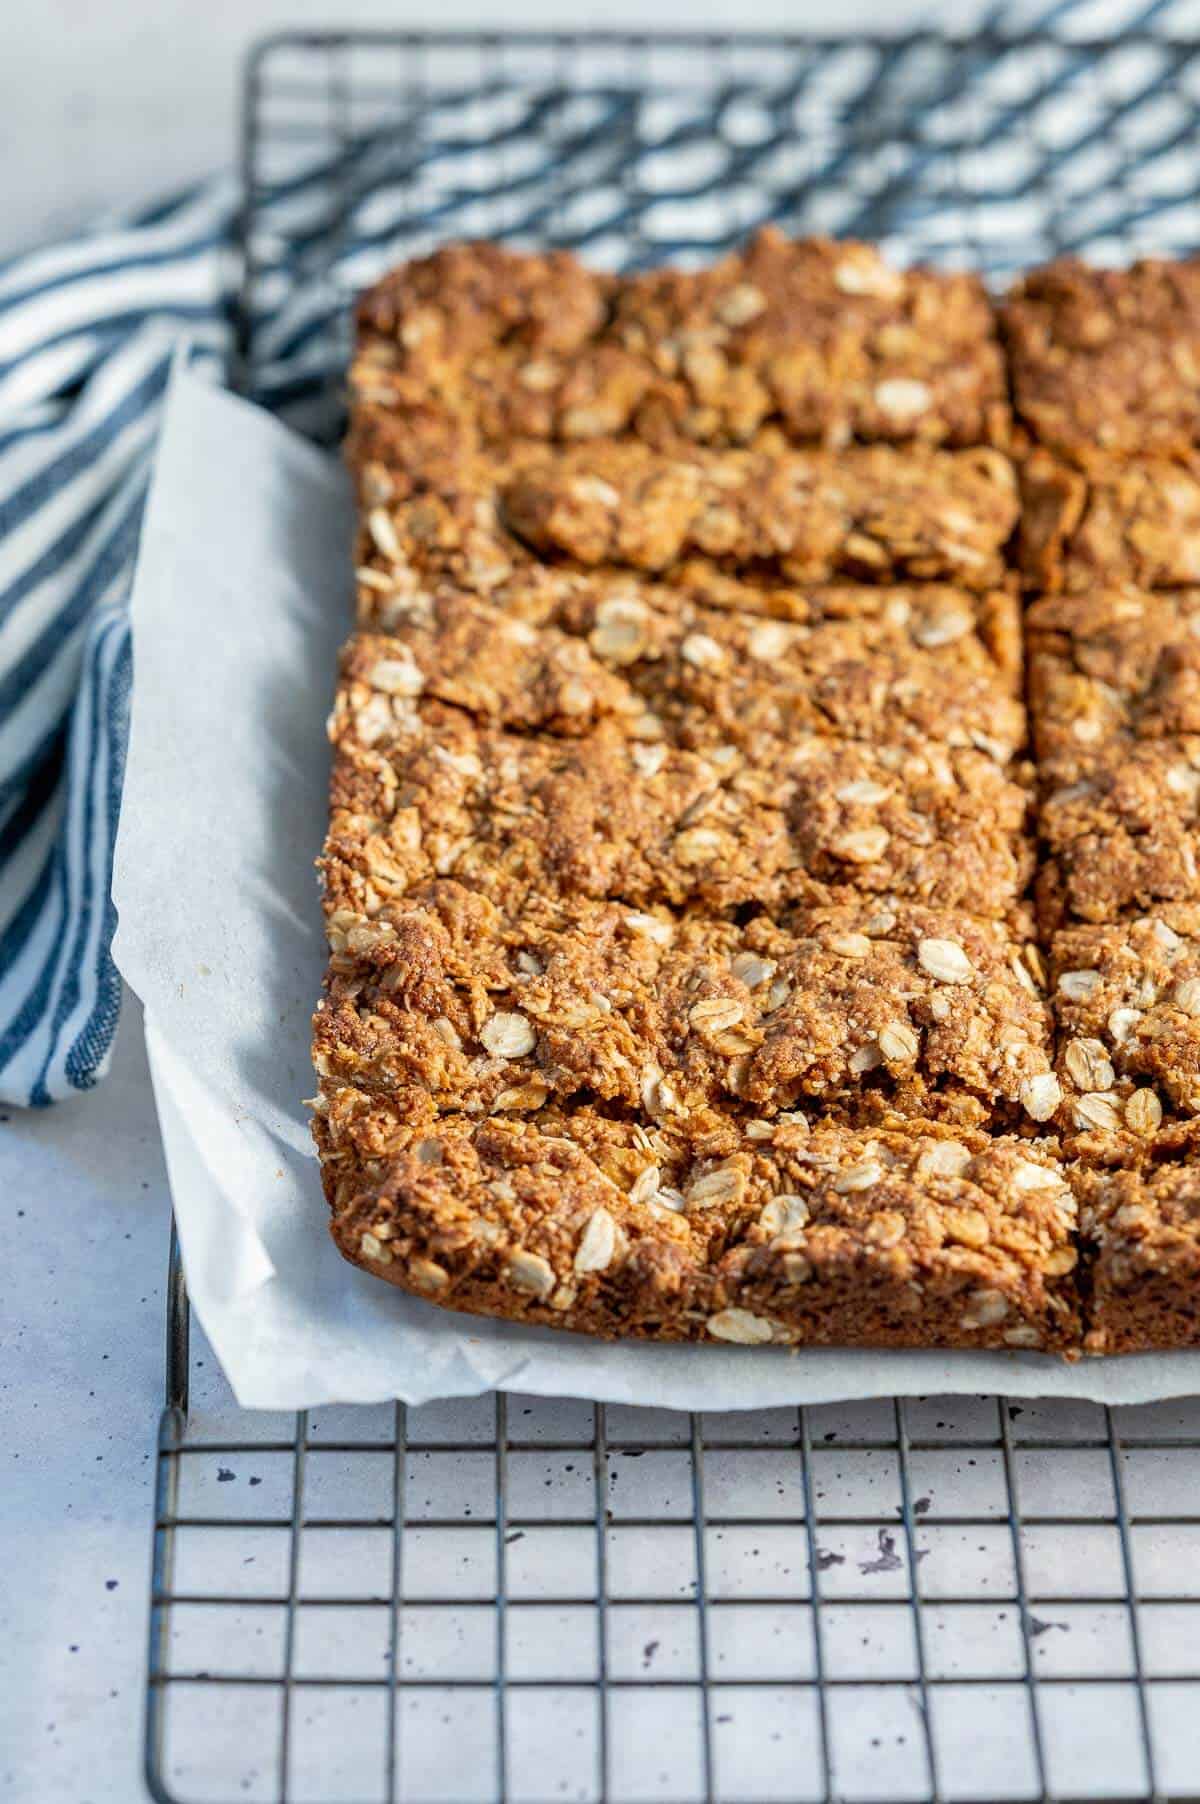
(359, 557, 1024, 656)
(1047, 909, 1200, 1158)
(345, 577, 1026, 760)
(353, 425, 1019, 594)
(1037, 740, 1200, 930)
(500, 441, 1018, 588)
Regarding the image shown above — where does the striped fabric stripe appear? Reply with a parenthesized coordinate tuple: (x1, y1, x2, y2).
(0, 142, 352, 1103)
(0, 116, 375, 1103)
(0, 186, 235, 1105)
(0, 7, 1181, 1105)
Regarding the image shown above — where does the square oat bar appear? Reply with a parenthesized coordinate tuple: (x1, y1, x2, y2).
(1037, 739, 1200, 929)
(345, 579, 1026, 763)
(1077, 1142, 1200, 1353)
(313, 889, 1053, 1133)
(1048, 910, 1200, 1156)
(315, 1099, 1079, 1352)
(356, 562, 1023, 665)
(1027, 587, 1200, 772)
(1019, 451, 1200, 593)
(1003, 257, 1200, 468)
(354, 429, 1019, 594)
(354, 231, 1010, 453)
(323, 698, 1034, 923)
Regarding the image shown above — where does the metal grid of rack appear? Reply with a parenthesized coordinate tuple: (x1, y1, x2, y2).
(147, 27, 1200, 1803)
(147, 1253, 1200, 1804)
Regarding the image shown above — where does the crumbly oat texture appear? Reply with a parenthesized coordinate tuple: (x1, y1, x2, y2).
(1026, 588, 1200, 771)
(1003, 257, 1200, 468)
(324, 700, 1035, 922)
(355, 230, 1010, 453)
(314, 888, 1052, 1130)
(351, 429, 1019, 594)
(314, 233, 1200, 1354)
(1019, 451, 1200, 593)
(1076, 1134, 1200, 1352)
(317, 1106, 1080, 1351)
(344, 579, 1027, 760)
(1037, 739, 1200, 929)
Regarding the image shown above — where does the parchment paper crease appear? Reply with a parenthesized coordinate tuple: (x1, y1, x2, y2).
(112, 367, 1200, 1409)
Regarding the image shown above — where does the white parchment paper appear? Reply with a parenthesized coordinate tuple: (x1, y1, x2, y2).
(112, 367, 1200, 1409)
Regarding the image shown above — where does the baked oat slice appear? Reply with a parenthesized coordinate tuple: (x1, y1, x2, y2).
(317, 1098, 1080, 1351)
(323, 705, 796, 918)
(1003, 256, 1200, 467)
(358, 557, 1024, 670)
(501, 440, 1018, 589)
(781, 738, 1034, 914)
(353, 428, 1019, 594)
(354, 230, 1009, 452)
(313, 886, 1053, 1131)
(743, 900, 1054, 1129)
(323, 701, 1034, 922)
(1027, 587, 1200, 770)
(1048, 908, 1200, 1157)
(1019, 450, 1200, 593)
(346, 577, 1026, 761)
(338, 610, 634, 738)
(1037, 738, 1200, 928)
(1077, 1145, 1200, 1352)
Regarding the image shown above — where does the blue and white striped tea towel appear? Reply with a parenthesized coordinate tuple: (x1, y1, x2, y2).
(0, 185, 234, 1104)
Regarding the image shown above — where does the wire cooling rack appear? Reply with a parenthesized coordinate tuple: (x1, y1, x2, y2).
(147, 25, 1200, 1804)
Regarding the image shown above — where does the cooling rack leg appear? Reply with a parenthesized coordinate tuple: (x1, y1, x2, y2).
(165, 1214, 190, 1422)
(144, 1384, 186, 1801)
